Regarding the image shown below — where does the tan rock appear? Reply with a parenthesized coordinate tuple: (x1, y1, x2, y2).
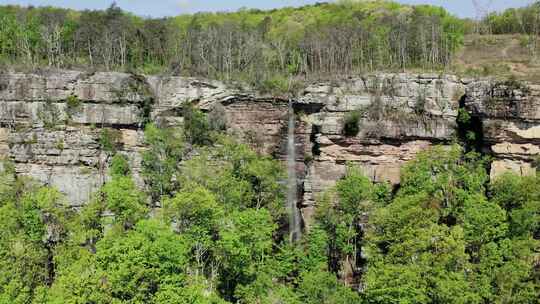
(507, 124, 540, 140)
(491, 142, 540, 158)
(16, 163, 103, 206)
(0, 128, 9, 157)
(0, 128, 8, 142)
(121, 129, 140, 148)
(373, 164, 402, 185)
(490, 159, 536, 180)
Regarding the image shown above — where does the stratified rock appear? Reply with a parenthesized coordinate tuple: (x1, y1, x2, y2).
(490, 159, 536, 179)
(464, 78, 540, 179)
(0, 70, 538, 222)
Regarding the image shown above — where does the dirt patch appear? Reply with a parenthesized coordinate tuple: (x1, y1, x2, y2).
(451, 34, 540, 83)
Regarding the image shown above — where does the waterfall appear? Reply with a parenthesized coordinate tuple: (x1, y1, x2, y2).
(287, 99, 301, 242)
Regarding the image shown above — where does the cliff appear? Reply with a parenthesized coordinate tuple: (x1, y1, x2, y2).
(0, 70, 538, 224)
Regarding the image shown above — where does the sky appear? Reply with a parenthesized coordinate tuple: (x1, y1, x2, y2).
(0, 0, 536, 18)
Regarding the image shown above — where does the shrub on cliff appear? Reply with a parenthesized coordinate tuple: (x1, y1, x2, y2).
(141, 123, 185, 201)
(65, 94, 82, 117)
(99, 128, 121, 154)
(183, 103, 212, 146)
(343, 110, 361, 136)
(110, 154, 131, 177)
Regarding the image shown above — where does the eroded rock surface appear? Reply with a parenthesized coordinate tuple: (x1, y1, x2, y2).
(464, 79, 540, 178)
(0, 70, 537, 222)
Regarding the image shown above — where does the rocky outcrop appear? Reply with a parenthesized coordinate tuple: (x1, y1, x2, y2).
(294, 74, 463, 223)
(464, 79, 540, 179)
(0, 70, 230, 205)
(0, 70, 538, 222)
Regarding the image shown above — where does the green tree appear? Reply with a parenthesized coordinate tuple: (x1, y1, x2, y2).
(0, 1, 467, 76)
(297, 270, 362, 304)
(183, 103, 212, 146)
(180, 136, 285, 218)
(361, 146, 539, 303)
(142, 123, 184, 201)
(316, 165, 376, 277)
(153, 278, 230, 304)
(110, 153, 131, 177)
(217, 208, 276, 301)
(50, 220, 190, 303)
(47, 252, 112, 304)
(490, 173, 540, 237)
(163, 186, 224, 278)
(100, 175, 148, 230)
(0, 165, 72, 304)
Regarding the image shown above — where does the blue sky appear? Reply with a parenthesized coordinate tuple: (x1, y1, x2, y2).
(0, 0, 535, 18)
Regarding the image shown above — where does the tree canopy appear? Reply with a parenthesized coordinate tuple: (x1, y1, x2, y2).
(0, 1, 466, 82)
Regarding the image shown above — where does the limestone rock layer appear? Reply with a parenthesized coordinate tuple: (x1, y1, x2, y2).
(0, 71, 538, 223)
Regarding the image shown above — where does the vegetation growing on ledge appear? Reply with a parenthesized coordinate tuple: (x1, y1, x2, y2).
(37, 99, 63, 129)
(65, 94, 82, 119)
(99, 128, 121, 154)
(343, 110, 361, 137)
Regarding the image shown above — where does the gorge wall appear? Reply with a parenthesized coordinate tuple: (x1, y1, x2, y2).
(0, 70, 538, 225)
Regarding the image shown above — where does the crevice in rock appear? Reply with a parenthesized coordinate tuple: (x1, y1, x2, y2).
(327, 136, 451, 149)
(458, 94, 493, 195)
(190, 81, 218, 89)
(87, 122, 140, 130)
(311, 124, 321, 157)
(45, 243, 55, 287)
(457, 95, 485, 153)
(292, 101, 325, 114)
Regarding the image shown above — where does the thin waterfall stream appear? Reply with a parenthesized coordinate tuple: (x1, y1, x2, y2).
(287, 99, 301, 242)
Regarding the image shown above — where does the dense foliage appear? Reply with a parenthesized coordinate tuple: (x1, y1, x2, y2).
(362, 148, 540, 303)
(0, 105, 538, 303)
(483, 2, 540, 35)
(0, 0, 465, 82)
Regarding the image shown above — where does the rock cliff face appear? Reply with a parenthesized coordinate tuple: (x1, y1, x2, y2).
(0, 70, 538, 224)
(464, 79, 540, 179)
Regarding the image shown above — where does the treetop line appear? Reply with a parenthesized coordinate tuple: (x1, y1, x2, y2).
(0, 1, 539, 84)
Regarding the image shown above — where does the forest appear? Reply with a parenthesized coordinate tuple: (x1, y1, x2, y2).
(484, 2, 540, 35)
(1, 0, 539, 86)
(0, 0, 480, 86)
(0, 1, 539, 82)
(0, 105, 538, 303)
